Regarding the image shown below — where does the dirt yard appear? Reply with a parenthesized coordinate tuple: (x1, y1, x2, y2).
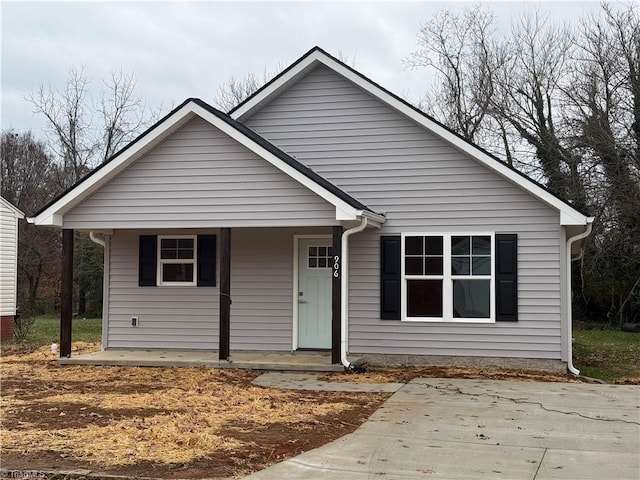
(1, 341, 610, 479)
(0, 343, 387, 479)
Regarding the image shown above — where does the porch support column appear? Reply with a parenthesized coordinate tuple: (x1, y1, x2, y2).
(60, 228, 74, 358)
(331, 225, 343, 364)
(219, 227, 231, 360)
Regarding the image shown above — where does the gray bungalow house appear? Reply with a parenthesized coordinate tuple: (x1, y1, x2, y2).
(30, 47, 593, 373)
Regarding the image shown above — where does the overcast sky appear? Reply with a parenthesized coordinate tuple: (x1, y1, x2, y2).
(2, 1, 603, 143)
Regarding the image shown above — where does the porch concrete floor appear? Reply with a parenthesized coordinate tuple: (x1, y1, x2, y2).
(58, 349, 346, 372)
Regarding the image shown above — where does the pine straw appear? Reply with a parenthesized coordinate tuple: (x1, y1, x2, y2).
(1, 343, 363, 467)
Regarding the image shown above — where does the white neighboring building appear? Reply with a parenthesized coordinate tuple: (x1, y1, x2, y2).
(1, 196, 23, 339)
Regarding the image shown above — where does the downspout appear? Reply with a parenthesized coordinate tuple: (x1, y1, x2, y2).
(89, 231, 106, 248)
(566, 220, 594, 376)
(89, 232, 108, 350)
(341, 216, 369, 370)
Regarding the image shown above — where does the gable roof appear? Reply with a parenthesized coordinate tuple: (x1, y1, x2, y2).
(30, 98, 384, 227)
(1, 196, 24, 219)
(230, 46, 591, 227)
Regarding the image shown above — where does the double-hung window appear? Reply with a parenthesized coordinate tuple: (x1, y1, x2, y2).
(402, 233, 494, 322)
(158, 235, 197, 286)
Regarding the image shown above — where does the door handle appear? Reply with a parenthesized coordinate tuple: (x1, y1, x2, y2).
(299, 299, 307, 304)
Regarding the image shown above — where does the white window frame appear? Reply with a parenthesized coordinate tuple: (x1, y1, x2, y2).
(157, 235, 197, 286)
(401, 232, 495, 323)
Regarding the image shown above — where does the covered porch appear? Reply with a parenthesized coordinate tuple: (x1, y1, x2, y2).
(27, 99, 385, 369)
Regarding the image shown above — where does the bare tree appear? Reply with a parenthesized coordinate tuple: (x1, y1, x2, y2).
(27, 67, 97, 187)
(214, 70, 267, 112)
(406, 3, 639, 323)
(25, 67, 156, 316)
(26, 66, 154, 187)
(1, 130, 56, 214)
(1, 130, 62, 314)
(405, 5, 502, 146)
(98, 70, 149, 163)
(567, 4, 640, 324)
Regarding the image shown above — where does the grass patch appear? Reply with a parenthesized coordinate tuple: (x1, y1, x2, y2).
(573, 328, 640, 383)
(2, 315, 102, 347)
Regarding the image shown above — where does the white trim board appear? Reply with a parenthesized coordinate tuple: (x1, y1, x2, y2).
(231, 48, 589, 227)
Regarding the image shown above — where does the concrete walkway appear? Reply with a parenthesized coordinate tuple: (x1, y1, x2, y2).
(244, 377, 640, 480)
(254, 371, 404, 393)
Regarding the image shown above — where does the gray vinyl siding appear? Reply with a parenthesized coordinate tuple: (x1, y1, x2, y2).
(107, 229, 219, 349)
(107, 227, 327, 351)
(246, 65, 564, 360)
(63, 117, 336, 230)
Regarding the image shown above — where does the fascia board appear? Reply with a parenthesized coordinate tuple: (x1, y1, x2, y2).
(232, 50, 588, 226)
(192, 104, 360, 221)
(31, 106, 198, 226)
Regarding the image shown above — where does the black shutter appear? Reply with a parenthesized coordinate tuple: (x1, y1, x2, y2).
(380, 235, 402, 320)
(139, 235, 157, 287)
(197, 235, 216, 287)
(496, 234, 518, 321)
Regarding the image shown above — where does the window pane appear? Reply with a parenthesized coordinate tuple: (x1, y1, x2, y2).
(453, 280, 490, 318)
(308, 258, 317, 268)
(451, 236, 470, 255)
(161, 238, 177, 249)
(318, 257, 327, 268)
(407, 280, 443, 317)
(319, 247, 327, 256)
(177, 249, 194, 259)
(161, 249, 177, 259)
(472, 257, 491, 275)
(178, 238, 194, 249)
(451, 257, 470, 275)
(472, 236, 491, 255)
(309, 247, 317, 256)
(405, 257, 423, 275)
(405, 236, 423, 255)
(425, 236, 443, 255)
(425, 257, 443, 275)
(162, 263, 194, 283)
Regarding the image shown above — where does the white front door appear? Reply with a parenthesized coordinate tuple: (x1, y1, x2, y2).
(297, 238, 332, 349)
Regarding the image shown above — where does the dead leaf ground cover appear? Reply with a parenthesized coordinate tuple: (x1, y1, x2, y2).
(0, 343, 387, 478)
(3, 328, 637, 479)
(320, 364, 593, 384)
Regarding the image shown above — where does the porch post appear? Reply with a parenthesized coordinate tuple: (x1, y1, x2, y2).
(331, 225, 343, 364)
(60, 229, 74, 358)
(219, 227, 231, 360)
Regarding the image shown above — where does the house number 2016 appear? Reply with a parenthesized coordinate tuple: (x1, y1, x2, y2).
(333, 256, 340, 277)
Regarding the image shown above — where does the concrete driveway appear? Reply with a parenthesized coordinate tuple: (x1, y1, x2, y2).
(243, 378, 640, 479)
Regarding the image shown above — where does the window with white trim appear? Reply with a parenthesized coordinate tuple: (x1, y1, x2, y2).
(158, 236, 197, 285)
(402, 233, 494, 322)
